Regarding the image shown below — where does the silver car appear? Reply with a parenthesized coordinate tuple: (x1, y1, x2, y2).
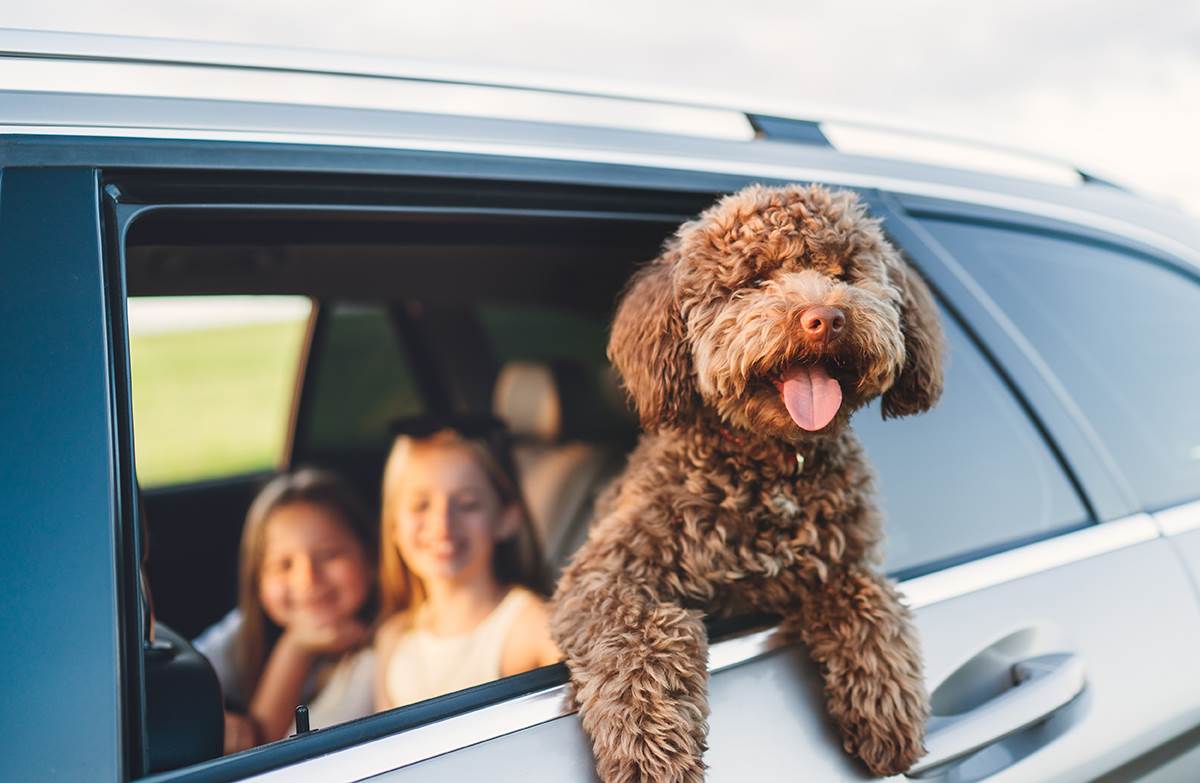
(3, 28, 1200, 783)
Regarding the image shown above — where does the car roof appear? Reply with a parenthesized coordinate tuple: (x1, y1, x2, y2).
(3, 27, 1200, 268)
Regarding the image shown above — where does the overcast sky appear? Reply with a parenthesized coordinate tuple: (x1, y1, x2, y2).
(5, 1, 1199, 213)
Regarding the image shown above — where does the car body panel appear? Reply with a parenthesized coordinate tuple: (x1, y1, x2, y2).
(230, 528, 1200, 782)
(0, 167, 127, 781)
(1158, 503, 1200, 606)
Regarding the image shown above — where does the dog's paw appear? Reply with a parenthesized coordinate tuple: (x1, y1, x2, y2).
(838, 689, 927, 777)
(594, 750, 706, 783)
(847, 726, 926, 778)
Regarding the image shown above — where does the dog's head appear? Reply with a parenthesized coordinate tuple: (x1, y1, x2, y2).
(609, 183, 944, 440)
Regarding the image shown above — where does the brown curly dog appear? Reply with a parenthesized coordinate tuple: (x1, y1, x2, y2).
(550, 183, 944, 782)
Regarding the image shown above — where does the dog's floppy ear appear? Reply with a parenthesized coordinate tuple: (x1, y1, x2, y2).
(881, 251, 945, 419)
(607, 247, 697, 430)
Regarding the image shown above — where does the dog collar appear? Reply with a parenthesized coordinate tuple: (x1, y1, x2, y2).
(717, 426, 745, 448)
(718, 427, 807, 474)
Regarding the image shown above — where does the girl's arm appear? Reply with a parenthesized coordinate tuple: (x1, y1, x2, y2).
(223, 710, 259, 755)
(250, 619, 366, 743)
(500, 596, 563, 677)
(248, 630, 319, 743)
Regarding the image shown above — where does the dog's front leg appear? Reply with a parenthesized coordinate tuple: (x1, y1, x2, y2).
(552, 576, 709, 783)
(785, 565, 928, 777)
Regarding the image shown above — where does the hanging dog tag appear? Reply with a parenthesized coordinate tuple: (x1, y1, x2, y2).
(796, 453, 805, 474)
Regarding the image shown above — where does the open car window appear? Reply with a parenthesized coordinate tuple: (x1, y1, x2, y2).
(117, 184, 678, 780)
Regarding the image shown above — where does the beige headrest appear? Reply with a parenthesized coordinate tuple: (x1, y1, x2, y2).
(493, 361, 562, 441)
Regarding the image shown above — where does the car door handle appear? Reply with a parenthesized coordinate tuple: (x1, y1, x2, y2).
(907, 652, 1086, 778)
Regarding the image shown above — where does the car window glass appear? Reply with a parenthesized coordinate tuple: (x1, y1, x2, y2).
(854, 307, 1089, 577)
(479, 302, 634, 428)
(129, 296, 310, 487)
(921, 218, 1200, 510)
(481, 303, 609, 374)
(302, 302, 424, 456)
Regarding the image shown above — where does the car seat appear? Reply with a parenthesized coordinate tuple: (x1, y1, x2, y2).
(491, 360, 634, 574)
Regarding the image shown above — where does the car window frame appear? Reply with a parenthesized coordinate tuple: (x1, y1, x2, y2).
(105, 167, 1119, 782)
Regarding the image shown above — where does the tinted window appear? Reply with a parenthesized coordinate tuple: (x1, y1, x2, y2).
(304, 302, 423, 455)
(479, 303, 635, 441)
(855, 308, 1088, 577)
(922, 218, 1200, 510)
(481, 303, 608, 373)
(129, 296, 310, 487)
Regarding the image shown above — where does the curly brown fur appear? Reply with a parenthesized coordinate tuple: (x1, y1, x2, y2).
(551, 184, 944, 781)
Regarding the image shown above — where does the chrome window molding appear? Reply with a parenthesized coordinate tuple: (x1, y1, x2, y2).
(897, 514, 1157, 608)
(1156, 499, 1200, 536)
(3, 123, 1198, 272)
(238, 513, 1162, 783)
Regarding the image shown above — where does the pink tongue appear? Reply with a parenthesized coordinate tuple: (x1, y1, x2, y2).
(780, 365, 843, 431)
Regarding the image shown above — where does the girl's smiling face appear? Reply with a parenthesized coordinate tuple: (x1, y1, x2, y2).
(258, 501, 371, 629)
(392, 443, 518, 587)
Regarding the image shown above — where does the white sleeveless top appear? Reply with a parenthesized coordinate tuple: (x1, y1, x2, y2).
(196, 608, 375, 731)
(298, 647, 375, 730)
(384, 588, 532, 709)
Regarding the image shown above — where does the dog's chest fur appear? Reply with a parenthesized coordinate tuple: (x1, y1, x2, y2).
(622, 426, 880, 617)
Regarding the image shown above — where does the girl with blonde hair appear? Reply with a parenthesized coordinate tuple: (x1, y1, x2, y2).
(374, 418, 560, 710)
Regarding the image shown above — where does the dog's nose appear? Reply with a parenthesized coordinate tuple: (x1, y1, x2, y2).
(800, 306, 845, 343)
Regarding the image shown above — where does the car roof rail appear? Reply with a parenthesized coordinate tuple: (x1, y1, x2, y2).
(0, 27, 1127, 191)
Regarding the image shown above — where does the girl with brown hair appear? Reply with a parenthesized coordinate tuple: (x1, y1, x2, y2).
(194, 468, 377, 748)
